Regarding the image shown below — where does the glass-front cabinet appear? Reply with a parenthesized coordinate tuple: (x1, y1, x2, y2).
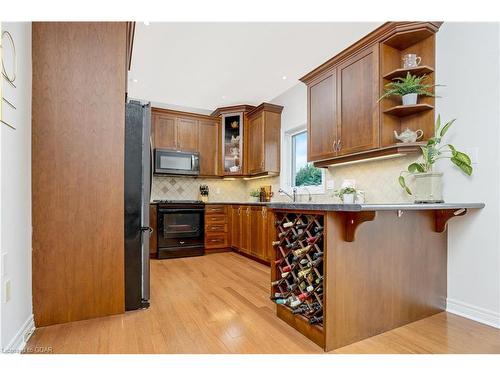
(221, 112, 244, 175)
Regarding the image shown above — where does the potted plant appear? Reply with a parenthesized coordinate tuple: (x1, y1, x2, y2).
(249, 189, 261, 202)
(334, 187, 357, 204)
(379, 72, 439, 106)
(398, 115, 473, 203)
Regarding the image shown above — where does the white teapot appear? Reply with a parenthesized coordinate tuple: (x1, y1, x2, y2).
(394, 128, 423, 143)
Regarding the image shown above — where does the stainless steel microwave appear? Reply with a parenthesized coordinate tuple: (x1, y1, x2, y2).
(154, 149, 200, 176)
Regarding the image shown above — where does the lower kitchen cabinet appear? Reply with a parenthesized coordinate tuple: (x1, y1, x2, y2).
(204, 205, 230, 252)
(230, 204, 272, 263)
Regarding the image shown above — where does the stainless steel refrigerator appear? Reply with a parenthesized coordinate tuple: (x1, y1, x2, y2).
(124, 100, 151, 310)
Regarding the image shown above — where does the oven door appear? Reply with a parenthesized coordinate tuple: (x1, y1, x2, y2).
(158, 207, 205, 249)
(154, 149, 200, 176)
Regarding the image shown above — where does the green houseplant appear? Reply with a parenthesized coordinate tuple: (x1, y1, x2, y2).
(379, 72, 439, 106)
(399, 115, 473, 203)
(249, 189, 261, 202)
(334, 187, 357, 204)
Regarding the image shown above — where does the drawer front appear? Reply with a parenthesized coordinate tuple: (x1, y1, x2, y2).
(205, 223, 228, 233)
(205, 205, 227, 215)
(205, 214, 227, 224)
(205, 233, 229, 249)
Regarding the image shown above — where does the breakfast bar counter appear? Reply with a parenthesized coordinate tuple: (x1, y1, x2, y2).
(267, 202, 484, 351)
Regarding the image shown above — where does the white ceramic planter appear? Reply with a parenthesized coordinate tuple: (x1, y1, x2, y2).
(414, 172, 444, 203)
(402, 93, 418, 105)
(342, 193, 355, 204)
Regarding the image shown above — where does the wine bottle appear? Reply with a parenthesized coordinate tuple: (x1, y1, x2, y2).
(314, 225, 324, 233)
(299, 258, 309, 266)
(287, 283, 298, 292)
(282, 264, 294, 272)
(282, 221, 294, 229)
(306, 257, 323, 268)
(313, 251, 324, 260)
(295, 223, 308, 229)
(285, 242, 300, 250)
(278, 231, 289, 238)
(281, 272, 289, 278)
(306, 234, 322, 244)
(297, 267, 312, 278)
(271, 240, 281, 246)
(297, 292, 310, 301)
(292, 245, 311, 257)
(315, 275, 324, 284)
(291, 231, 307, 241)
(309, 316, 323, 325)
(292, 305, 311, 315)
(299, 281, 307, 290)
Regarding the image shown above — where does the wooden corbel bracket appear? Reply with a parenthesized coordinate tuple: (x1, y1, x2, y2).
(343, 211, 377, 242)
(434, 208, 467, 233)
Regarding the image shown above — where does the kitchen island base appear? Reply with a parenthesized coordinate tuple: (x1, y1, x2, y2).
(271, 208, 459, 352)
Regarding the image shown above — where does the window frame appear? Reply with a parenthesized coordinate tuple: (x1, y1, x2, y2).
(280, 125, 325, 196)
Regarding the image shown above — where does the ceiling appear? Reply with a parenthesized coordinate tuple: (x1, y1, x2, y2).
(129, 22, 382, 112)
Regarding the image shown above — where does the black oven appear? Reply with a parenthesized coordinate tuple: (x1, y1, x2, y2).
(156, 201, 205, 259)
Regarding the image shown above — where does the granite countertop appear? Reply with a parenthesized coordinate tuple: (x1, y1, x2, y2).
(153, 201, 485, 211)
(266, 202, 486, 211)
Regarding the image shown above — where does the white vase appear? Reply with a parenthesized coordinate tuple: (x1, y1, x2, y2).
(342, 193, 355, 204)
(402, 93, 418, 105)
(414, 172, 444, 203)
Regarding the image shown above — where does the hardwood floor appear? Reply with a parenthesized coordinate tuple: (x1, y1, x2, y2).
(25, 252, 500, 354)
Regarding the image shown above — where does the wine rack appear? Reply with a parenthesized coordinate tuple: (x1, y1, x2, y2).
(271, 212, 325, 335)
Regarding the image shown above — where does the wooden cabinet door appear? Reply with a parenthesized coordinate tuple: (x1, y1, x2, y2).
(337, 45, 379, 155)
(240, 206, 252, 254)
(198, 119, 219, 176)
(308, 72, 338, 162)
(149, 204, 157, 257)
(230, 206, 241, 249)
(248, 113, 265, 174)
(154, 113, 177, 149)
(176, 116, 199, 152)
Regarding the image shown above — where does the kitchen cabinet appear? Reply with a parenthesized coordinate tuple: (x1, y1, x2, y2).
(230, 205, 241, 249)
(229, 204, 271, 263)
(336, 45, 379, 155)
(246, 104, 283, 176)
(205, 205, 230, 252)
(308, 72, 337, 161)
(151, 108, 220, 177)
(153, 112, 177, 150)
(198, 119, 220, 176)
(300, 22, 441, 166)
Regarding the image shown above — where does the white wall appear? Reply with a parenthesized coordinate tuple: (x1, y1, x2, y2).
(437, 22, 500, 327)
(0, 22, 33, 351)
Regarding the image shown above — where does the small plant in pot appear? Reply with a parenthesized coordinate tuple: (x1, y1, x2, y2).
(249, 189, 261, 202)
(398, 115, 473, 203)
(379, 72, 439, 106)
(334, 187, 357, 204)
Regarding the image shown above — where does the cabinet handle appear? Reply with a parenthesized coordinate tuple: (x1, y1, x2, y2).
(338, 139, 342, 151)
(238, 207, 241, 215)
(262, 208, 267, 218)
(333, 140, 337, 151)
(246, 207, 250, 216)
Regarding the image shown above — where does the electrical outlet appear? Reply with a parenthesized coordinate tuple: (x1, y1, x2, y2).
(4, 279, 11, 303)
(326, 180, 335, 190)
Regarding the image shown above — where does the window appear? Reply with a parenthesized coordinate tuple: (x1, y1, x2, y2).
(290, 130, 323, 188)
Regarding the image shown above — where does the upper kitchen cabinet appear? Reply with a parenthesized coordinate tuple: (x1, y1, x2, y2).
(336, 45, 379, 155)
(211, 105, 255, 176)
(246, 103, 283, 176)
(152, 108, 199, 151)
(152, 108, 221, 177)
(198, 118, 221, 176)
(300, 22, 441, 167)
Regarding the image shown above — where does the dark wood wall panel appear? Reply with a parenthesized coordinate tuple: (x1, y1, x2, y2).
(32, 22, 127, 326)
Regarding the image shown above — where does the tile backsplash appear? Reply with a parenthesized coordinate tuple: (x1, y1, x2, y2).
(151, 155, 419, 204)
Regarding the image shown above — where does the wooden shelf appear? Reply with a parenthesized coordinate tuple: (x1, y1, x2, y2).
(383, 65, 434, 80)
(383, 103, 434, 117)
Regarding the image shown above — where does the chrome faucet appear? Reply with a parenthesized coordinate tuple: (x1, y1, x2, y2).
(279, 187, 297, 202)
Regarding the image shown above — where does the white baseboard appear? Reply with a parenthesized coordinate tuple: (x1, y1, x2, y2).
(3, 314, 35, 354)
(446, 298, 500, 329)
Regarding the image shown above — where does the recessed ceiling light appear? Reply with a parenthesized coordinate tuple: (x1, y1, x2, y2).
(282, 76, 287, 80)
(143, 21, 150, 26)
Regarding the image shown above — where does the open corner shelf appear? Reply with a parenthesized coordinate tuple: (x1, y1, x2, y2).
(383, 103, 434, 117)
(383, 65, 434, 81)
